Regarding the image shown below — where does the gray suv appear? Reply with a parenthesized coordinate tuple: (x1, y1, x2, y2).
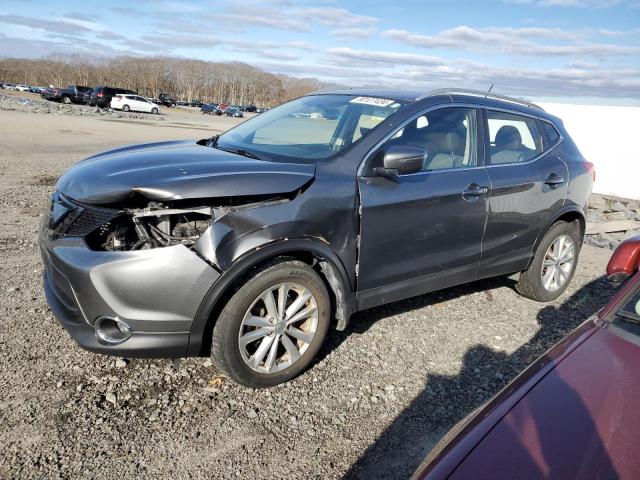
(40, 89, 594, 387)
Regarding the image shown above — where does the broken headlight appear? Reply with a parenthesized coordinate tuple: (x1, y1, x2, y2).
(86, 202, 212, 251)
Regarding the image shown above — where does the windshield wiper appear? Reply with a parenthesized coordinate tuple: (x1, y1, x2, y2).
(215, 146, 261, 160)
(618, 310, 640, 325)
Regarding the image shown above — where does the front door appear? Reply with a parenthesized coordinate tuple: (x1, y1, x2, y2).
(356, 106, 491, 309)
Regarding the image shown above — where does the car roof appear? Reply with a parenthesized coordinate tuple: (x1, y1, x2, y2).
(311, 88, 425, 102)
(311, 87, 565, 123)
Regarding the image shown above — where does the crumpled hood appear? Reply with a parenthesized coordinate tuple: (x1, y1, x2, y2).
(55, 140, 315, 205)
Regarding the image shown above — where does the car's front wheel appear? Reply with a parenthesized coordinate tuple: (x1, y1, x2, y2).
(151, 107, 158, 114)
(516, 221, 581, 302)
(211, 260, 330, 388)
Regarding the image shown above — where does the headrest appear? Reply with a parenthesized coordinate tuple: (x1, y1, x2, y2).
(440, 132, 465, 155)
(495, 125, 522, 149)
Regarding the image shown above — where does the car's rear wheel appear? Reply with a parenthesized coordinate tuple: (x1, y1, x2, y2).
(122, 104, 130, 112)
(151, 107, 158, 114)
(211, 260, 330, 388)
(516, 221, 581, 302)
(62, 96, 71, 104)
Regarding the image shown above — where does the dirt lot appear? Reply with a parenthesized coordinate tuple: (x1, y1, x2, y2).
(0, 103, 617, 479)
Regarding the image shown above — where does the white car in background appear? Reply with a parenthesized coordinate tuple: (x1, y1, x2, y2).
(15, 84, 30, 92)
(110, 94, 160, 114)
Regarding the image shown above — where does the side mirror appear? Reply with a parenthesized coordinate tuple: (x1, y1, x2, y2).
(375, 145, 425, 177)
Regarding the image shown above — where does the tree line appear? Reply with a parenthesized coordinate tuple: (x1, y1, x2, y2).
(0, 56, 327, 106)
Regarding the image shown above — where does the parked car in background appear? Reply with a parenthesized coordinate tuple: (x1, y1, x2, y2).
(43, 85, 91, 104)
(413, 234, 640, 480)
(158, 93, 176, 108)
(223, 106, 243, 118)
(256, 107, 268, 113)
(15, 84, 30, 92)
(41, 89, 593, 388)
(29, 86, 45, 94)
(110, 94, 161, 114)
(2, 83, 16, 90)
(91, 86, 136, 108)
(200, 103, 220, 115)
(82, 89, 94, 105)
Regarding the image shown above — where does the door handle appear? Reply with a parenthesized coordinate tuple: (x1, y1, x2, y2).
(462, 184, 489, 201)
(544, 174, 565, 187)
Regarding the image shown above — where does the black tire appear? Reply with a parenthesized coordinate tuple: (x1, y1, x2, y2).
(62, 96, 71, 104)
(151, 107, 158, 114)
(211, 260, 330, 388)
(122, 104, 130, 112)
(516, 221, 582, 302)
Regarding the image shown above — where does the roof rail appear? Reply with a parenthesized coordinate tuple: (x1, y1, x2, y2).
(420, 88, 544, 111)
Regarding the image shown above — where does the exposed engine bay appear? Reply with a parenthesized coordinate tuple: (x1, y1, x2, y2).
(87, 202, 212, 251)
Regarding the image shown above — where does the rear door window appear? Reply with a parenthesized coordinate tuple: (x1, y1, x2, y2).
(486, 110, 543, 165)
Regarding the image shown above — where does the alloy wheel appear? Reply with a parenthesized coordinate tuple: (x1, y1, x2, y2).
(541, 234, 575, 292)
(238, 282, 319, 374)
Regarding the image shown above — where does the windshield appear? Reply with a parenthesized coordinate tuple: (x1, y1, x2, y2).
(216, 94, 404, 161)
(607, 280, 640, 346)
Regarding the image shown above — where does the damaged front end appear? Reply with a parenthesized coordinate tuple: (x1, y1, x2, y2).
(88, 202, 211, 252)
(47, 191, 212, 252)
(48, 191, 293, 257)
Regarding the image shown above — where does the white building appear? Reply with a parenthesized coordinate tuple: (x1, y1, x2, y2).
(539, 102, 638, 200)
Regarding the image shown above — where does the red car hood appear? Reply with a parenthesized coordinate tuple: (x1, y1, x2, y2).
(448, 325, 640, 479)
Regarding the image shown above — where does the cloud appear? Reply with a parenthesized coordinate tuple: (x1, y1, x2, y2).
(381, 26, 640, 56)
(209, 8, 311, 31)
(330, 27, 377, 38)
(0, 33, 138, 58)
(326, 47, 444, 67)
(0, 13, 94, 35)
(296, 7, 378, 27)
(259, 47, 640, 100)
(206, 4, 378, 32)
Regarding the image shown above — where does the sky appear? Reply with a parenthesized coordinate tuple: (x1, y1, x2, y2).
(1, 0, 639, 105)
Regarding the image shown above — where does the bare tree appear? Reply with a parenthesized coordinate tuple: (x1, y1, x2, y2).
(0, 55, 326, 106)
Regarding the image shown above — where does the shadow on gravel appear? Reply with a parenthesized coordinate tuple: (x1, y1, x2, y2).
(343, 275, 615, 480)
(317, 275, 518, 364)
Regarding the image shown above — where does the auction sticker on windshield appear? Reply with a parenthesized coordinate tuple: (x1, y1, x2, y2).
(349, 97, 395, 107)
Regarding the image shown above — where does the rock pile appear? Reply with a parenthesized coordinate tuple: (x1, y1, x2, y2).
(585, 193, 640, 249)
(0, 93, 164, 121)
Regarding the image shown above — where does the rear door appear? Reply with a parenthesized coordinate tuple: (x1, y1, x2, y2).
(478, 109, 568, 278)
(357, 106, 491, 308)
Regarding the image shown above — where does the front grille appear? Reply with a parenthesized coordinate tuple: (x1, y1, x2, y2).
(65, 205, 120, 236)
(49, 193, 121, 237)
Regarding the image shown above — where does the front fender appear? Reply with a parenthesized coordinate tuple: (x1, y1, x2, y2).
(187, 236, 356, 356)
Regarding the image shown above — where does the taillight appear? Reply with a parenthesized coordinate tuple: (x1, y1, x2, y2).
(97, 92, 103, 97)
(585, 161, 596, 182)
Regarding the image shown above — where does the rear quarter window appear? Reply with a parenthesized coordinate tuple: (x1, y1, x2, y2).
(541, 121, 561, 149)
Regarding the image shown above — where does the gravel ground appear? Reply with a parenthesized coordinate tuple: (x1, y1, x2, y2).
(0, 108, 617, 479)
